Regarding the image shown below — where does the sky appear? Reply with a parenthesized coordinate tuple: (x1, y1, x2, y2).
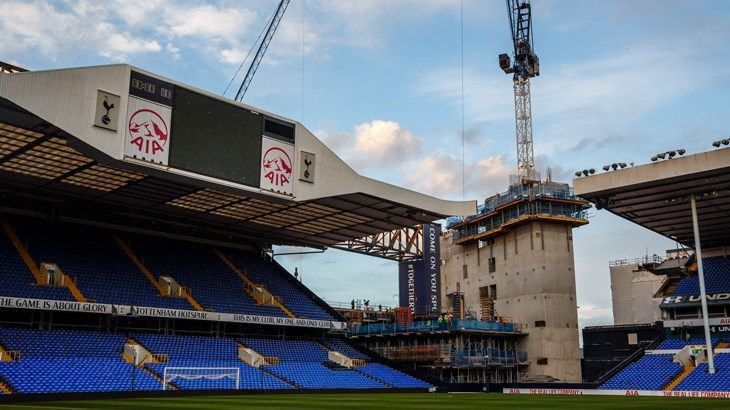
(2, 0, 729, 331)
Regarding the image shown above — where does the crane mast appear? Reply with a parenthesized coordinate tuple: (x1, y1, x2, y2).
(499, 0, 540, 181)
(234, 0, 291, 102)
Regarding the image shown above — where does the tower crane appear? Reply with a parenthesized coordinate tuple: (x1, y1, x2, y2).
(234, 0, 291, 102)
(499, 0, 540, 181)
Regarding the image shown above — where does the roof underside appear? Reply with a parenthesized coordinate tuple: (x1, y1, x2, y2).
(574, 148, 730, 249)
(0, 97, 445, 249)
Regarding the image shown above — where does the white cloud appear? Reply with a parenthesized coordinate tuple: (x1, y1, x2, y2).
(164, 4, 255, 42)
(320, 119, 509, 200)
(319, 119, 422, 173)
(405, 154, 509, 199)
(354, 120, 420, 165)
(0, 1, 163, 60)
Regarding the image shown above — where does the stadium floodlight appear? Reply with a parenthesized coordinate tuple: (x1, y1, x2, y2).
(677, 149, 686, 155)
(668, 151, 676, 158)
(713, 141, 722, 147)
(602, 165, 610, 171)
(630, 162, 635, 166)
(651, 156, 658, 161)
(724, 139, 730, 146)
(582, 169, 590, 176)
(657, 152, 667, 159)
(611, 163, 618, 170)
(574, 171, 582, 177)
(619, 163, 627, 168)
(589, 168, 595, 174)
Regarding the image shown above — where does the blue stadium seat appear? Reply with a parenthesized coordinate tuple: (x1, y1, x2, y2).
(355, 363, 430, 388)
(129, 237, 286, 317)
(672, 257, 730, 296)
(15, 220, 192, 310)
(676, 353, 730, 391)
(599, 354, 682, 390)
(322, 338, 369, 360)
(229, 252, 335, 321)
(0, 226, 75, 301)
(657, 338, 719, 350)
(132, 333, 292, 390)
(0, 328, 158, 393)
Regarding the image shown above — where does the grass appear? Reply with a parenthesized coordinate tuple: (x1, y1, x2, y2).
(1, 393, 730, 410)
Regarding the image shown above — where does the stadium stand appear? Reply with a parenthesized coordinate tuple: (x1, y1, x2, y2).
(657, 338, 719, 350)
(0, 328, 432, 393)
(15, 220, 192, 310)
(321, 338, 369, 360)
(671, 256, 730, 296)
(676, 354, 730, 392)
(0, 328, 158, 393)
(0, 220, 429, 394)
(269, 362, 385, 389)
(355, 363, 430, 388)
(599, 354, 682, 390)
(128, 235, 289, 317)
(240, 337, 329, 362)
(132, 334, 292, 390)
(0, 223, 75, 302)
(228, 252, 335, 321)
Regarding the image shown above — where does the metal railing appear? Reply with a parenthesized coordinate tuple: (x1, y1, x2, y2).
(609, 255, 663, 267)
(446, 182, 582, 229)
(348, 318, 518, 336)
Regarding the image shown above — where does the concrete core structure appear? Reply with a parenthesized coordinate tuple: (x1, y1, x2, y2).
(609, 257, 667, 326)
(441, 181, 589, 382)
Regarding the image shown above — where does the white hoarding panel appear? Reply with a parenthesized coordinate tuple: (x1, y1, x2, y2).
(124, 96, 172, 165)
(260, 136, 294, 195)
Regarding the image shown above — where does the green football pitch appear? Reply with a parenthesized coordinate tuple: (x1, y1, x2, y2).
(2, 393, 730, 409)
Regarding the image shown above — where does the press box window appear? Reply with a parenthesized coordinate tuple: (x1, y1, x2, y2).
(263, 116, 295, 143)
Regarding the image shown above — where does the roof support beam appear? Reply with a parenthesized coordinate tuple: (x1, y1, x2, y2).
(331, 225, 423, 262)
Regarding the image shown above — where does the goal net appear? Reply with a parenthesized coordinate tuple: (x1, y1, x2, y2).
(162, 367, 240, 390)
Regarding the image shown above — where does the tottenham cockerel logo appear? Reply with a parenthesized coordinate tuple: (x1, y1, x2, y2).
(128, 108, 168, 155)
(262, 147, 293, 187)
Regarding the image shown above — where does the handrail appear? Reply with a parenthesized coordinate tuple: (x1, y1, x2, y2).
(597, 334, 663, 384)
(348, 318, 518, 336)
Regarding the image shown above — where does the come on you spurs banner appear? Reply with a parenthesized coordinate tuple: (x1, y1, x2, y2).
(0, 296, 345, 330)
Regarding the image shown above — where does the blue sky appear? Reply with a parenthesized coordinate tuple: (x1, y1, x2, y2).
(2, 0, 729, 329)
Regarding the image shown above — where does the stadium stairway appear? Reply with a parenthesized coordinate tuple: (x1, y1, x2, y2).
(214, 250, 296, 318)
(115, 235, 204, 312)
(1, 218, 87, 302)
(663, 365, 694, 391)
(259, 366, 301, 389)
(353, 368, 395, 388)
(0, 377, 13, 394)
(124, 337, 178, 390)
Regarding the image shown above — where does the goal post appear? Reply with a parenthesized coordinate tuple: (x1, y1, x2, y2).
(162, 367, 240, 390)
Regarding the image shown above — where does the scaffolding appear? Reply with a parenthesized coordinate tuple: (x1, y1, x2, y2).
(355, 329, 528, 384)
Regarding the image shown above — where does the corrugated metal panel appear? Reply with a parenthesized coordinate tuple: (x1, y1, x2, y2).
(0, 65, 129, 160)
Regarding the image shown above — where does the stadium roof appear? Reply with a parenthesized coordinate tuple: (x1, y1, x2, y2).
(574, 147, 730, 249)
(0, 64, 475, 249)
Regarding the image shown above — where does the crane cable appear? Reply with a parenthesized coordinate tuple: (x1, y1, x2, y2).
(301, 0, 306, 123)
(222, 9, 277, 97)
(461, 0, 465, 200)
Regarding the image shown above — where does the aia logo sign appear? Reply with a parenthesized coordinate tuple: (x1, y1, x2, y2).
(262, 147, 292, 187)
(128, 108, 168, 155)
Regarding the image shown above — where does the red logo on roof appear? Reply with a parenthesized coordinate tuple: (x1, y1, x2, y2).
(262, 147, 292, 188)
(128, 108, 168, 155)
